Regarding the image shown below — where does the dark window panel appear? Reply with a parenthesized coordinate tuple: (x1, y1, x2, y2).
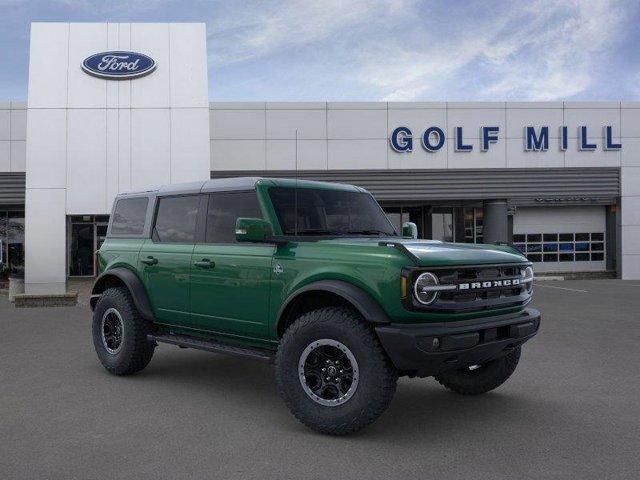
(543, 233, 558, 241)
(575, 233, 589, 241)
(559, 253, 574, 262)
(527, 253, 542, 262)
(543, 253, 558, 262)
(513, 234, 526, 243)
(153, 195, 199, 244)
(591, 232, 604, 241)
(206, 192, 263, 244)
(543, 243, 559, 252)
(591, 252, 604, 261)
(575, 253, 590, 261)
(111, 197, 148, 236)
(559, 233, 574, 241)
(527, 234, 542, 242)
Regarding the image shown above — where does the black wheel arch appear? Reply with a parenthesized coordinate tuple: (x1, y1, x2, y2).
(90, 267, 154, 321)
(275, 280, 391, 338)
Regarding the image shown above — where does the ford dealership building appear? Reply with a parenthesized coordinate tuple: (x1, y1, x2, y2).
(1, 22, 639, 295)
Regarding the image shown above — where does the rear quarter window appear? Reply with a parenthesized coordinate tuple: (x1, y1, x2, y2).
(110, 197, 149, 236)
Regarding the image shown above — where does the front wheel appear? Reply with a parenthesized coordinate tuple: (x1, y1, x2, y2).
(275, 307, 397, 436)
(434, 347, 521, 395)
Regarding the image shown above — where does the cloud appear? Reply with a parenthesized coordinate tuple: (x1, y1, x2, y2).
(207, 0, 412, 66)
(358, 0, 628, 101)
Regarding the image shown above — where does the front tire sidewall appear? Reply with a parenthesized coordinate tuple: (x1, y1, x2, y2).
(276, 308, 397, 435)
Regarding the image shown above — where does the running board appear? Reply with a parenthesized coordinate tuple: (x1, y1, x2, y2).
(147, 333, 275, 364)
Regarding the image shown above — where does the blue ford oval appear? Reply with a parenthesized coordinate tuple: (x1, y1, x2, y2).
(82, 51, 156, 79)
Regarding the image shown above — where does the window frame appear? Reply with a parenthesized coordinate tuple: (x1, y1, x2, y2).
(201, 189, 266, 246)
(151, 193, 205, 245)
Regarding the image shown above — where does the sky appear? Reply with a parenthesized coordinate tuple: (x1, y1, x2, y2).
(1, 0, 639, 102)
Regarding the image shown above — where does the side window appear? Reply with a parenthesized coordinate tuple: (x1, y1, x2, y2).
(153, 195, 200, 243)
(205, 192, 262, 243)
(110, 197, 148, 236)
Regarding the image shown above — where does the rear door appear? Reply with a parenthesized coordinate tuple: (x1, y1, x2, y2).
(139, 194, 202, 327)
(190, 191, 274, 338)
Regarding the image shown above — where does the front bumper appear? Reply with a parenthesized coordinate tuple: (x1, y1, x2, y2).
(375, 308, 541, 377)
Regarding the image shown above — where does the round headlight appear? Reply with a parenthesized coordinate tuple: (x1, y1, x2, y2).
(414, 272, 440, 305)
(521, 266, 534, 293)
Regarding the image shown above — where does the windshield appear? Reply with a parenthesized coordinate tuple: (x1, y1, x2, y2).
(268, 187, 397, 236)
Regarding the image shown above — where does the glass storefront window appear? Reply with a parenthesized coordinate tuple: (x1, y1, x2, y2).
(0, 210, 25, 277)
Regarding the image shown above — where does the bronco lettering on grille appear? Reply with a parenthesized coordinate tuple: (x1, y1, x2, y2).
(458, 278, 521, 290)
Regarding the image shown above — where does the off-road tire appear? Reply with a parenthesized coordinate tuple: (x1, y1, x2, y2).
(92, 287, 155, 375)
(435, 347, 521, 395)
(275, 307, 398, 436)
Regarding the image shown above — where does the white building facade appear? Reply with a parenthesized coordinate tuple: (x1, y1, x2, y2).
(1, 22, 639, 294)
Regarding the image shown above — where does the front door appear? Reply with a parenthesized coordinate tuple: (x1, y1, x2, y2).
(190, 191, 274, 338)
(139, 194, 201, 327)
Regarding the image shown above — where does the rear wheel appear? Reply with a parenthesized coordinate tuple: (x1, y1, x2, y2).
(435, 347, 521, 395)
(275, 307, 397, 436)
(92, 287, 155, 375)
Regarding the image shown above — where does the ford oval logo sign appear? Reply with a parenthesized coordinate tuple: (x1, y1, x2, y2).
(82, 51, 156, 80)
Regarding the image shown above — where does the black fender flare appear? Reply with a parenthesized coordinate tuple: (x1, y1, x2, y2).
(90, 267, 154, 321)
(276, 280, 391, 334)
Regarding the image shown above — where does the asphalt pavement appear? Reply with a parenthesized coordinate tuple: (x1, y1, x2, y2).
(1, 280, 639, 479)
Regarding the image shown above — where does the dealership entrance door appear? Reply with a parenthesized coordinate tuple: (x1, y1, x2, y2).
(67, 216, 109, 277)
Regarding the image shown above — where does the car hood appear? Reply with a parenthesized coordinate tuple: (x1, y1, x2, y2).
(321, 237, 527, 266)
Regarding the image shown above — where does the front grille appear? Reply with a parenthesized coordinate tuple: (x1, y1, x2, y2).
(437, 265, 525, 304)
(406, 263, 532, 313)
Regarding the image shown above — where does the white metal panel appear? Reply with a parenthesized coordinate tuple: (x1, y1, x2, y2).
(66, 109, 107, 214)
(0, 110, 9, 140)
(106, 108, 119, 206)
(130, 23, 170, 108)
(170, 108, 211, 183)
(328, 110, 386, 139)
(10, 109, 26, 141)
(328, 139, 387, 169)
(446, 137, 506, 169)
(506, 138, 565, 168)
(564, 143, 620, 168)
(621, 107, 640, 138)
(24, 188, 66, 294)
(266, 109, 326, 139)
(169, 23, 208, 108)
(0, 141, 9, 171)
(67, 23, 108, 109)
(211, 140, 265, 171)
(28, 23, 69, 108)
(130, 108, 171, 189)
(564, 107, 620, 138)
(621, 166, 640, 196)
(210, 109, 265, 139)
(622, 138, 640, 167)
(25, 109, 67, 189)
(117, 23, 132, 109)
(117, 109, 132, 191)
(11, 141, 26, 172)
(506, 108, 564, 138)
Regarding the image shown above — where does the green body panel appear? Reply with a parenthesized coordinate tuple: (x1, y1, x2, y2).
(190, 243, 274, 337)
(96, 178, 531, 347)
(138, 239, 194, 326)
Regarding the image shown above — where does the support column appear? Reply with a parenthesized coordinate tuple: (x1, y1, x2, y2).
(483, 200, 509, 244)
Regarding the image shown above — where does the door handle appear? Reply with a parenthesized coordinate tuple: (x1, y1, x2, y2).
(141, 256, 158, 266)
(194, 258, 215, 269)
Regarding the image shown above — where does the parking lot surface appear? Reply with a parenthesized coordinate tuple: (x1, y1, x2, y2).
(1, 280, 639, 479)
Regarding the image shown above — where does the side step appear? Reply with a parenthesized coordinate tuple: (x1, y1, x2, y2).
(147, 333, 275, 364)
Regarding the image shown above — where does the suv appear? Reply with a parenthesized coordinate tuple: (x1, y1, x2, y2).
(91, 177, 540, 435)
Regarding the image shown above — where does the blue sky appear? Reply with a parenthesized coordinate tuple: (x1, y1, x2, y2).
(1, 0, 639, 101)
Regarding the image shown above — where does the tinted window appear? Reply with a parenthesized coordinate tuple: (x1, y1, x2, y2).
(153, 195, 200, 243)
(110, 197, 148, 236)
(268, 187, 396, 236)
(206, 192, 263, 243)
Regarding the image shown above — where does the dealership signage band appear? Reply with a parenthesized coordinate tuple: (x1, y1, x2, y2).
(82, 51, 156, 79)
(390, 125, 622, 153)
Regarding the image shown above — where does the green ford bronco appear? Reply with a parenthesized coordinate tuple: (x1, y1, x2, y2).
(91, 177, 540, 435)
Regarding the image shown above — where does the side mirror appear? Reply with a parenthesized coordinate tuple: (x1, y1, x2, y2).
(402, 221, 418, 239)
(235, 218, 273, 243)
